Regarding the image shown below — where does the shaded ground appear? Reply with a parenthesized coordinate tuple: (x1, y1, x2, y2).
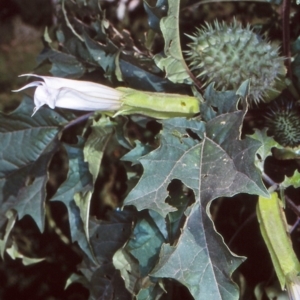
(0, 0, 52, 111)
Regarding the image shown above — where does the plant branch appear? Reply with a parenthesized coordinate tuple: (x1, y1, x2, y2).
(227, 213, 256, 247)
(187, 69, 203, 91)
(262, 173, 300, 231)
(285, 195, 300, 219)
(63, 112, 94, 130)
(181, 0, 269, 11)
(282, 0, 292, 78)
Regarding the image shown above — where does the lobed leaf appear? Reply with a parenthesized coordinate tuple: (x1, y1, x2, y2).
(89, 211, 134, 263)
(126, 212, 166, 277)
(124, 114, 268, 299)
(151, 203, 244, 300)
(281, 170, 300, 189)
(88, 262, 132, 300)
(84, 116, 115, 184)
(201, 83, 240, 122)
(250, 129, 280, 172)
(50, 139, 95, 261)
(144, 0, 168, 32)
(154, 0, 192, 84)
(0, 96, 74, 231)
(37, 48, 85, 78)
(83, 33, 117, 80)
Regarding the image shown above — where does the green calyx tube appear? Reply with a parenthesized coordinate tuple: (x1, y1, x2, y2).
(116, 87, 200, 119)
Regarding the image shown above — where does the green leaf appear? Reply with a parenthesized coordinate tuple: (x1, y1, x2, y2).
(124, 115, 268, 299)
(113, 247, 165, 299)
(0, 96, 73, 231)
(166, 180, 192, 244)
(84, 116, 115, 184)
(201, 83, 240, 122)
(65, 273, 89, 290)
(149, 210, 168, 239)
(281, 170, 300, 189)
(6, 241, 45, 266)
(91, 265, 132, 300)
(143, 0, 168, 32)
(89, 211, 134, 263)
(249, 128, 299, 167)
(87, 262, 132, 300)
(74, 191, 92, 246)
(126, 212, 165, 276)
(154, 0, 192, 84)
(50, 138, 95, 261)
(151, 203, 244, 300)
(0, 210, 17, 258)
(205, 112, 268, 198)
(37, 48, 85, 78)
(136, 281, 165, 300)
(121, 140, 153, 165)
(124, 118, 204, 215)
(78, 211, 134, 299)
(124, 116, 267, 215)
(83, 32, 117, 80)
(119, 58, 186, 93)
(113, 248, 141, 295)
(250, 129, 280, 172)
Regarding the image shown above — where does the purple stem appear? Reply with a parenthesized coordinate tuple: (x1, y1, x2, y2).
(63, 112, 94, 130)
(282, 0, 292, 78)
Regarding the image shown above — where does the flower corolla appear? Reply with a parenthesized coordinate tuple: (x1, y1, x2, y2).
(13, 74, 123, 116)
(286, 274, 300, 300)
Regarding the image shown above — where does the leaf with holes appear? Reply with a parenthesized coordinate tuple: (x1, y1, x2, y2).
(124, 115, 268, 299)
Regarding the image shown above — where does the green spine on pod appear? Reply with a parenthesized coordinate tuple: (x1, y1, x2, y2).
(186, 19, 286, 104)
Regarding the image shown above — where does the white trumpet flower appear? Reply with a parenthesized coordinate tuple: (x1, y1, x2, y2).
(14, 74, 200, 119)
(286, 275, 300, 300)
(13, 74, 123, 116)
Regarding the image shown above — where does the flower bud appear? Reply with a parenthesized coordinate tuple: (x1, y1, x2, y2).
(13, 74, 123, 116)
(14, 74, 200, 119)
(286, 274, 300, 300)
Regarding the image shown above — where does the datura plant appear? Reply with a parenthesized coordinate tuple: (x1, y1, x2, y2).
(1, 0, 300, 300)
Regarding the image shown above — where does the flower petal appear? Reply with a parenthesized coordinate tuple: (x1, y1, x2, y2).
(12, 81, 42, 92)
(34, 85, 58, 109)
(19, 74, 121, 98)
(54, 88, 121, 111)
(16, 74, 123, 115)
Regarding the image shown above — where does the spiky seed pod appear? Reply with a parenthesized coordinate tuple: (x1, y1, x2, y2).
(186, 20, 286, 104)
(264, 99, 300, 148)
